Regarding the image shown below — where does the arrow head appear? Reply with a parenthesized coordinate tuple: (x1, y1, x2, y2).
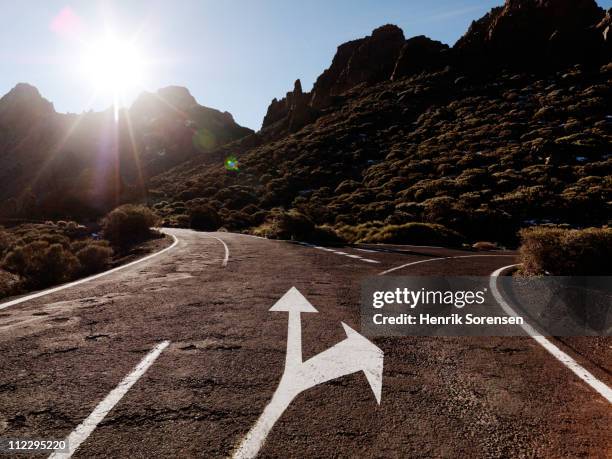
(341, 322, 384, 404)
(269, 287, 318, 313)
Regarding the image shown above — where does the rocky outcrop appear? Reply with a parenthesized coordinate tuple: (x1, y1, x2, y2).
(261, 79, 318, 135)
(455, 0, 607, 68)
(262, 25, 406, 137)
(311, 25, 405, 108)
(261, 1, 610, 140)
(391, 36, 450, 80)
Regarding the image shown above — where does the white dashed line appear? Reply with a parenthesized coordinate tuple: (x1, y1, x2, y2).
(293, 242, 381, 265)
(50, 341, 170, 458)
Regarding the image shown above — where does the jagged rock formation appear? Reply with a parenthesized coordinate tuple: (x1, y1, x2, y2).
(261, 79, 316, 135)
(261, 25, 407, 135)
(392, 36, 450, 80)
(310, 24, 406, 109)
(455, 0, 607, 67)
(262, 0, 610, 140)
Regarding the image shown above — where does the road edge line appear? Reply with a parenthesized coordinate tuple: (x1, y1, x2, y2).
(49, 340, 171, 458)
(490, 265, 612, 404)
(0, 233, 179, 310)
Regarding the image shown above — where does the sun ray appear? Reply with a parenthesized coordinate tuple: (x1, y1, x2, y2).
(120, 94, 148, 201)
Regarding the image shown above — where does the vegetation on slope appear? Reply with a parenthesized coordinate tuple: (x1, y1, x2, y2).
(151, 64, 611, 245)
(0, 205, 161, 298)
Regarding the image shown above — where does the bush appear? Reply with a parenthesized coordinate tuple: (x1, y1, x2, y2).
(102, 205, 158, 247)
(0, 230, 15, 258)
(519, 226, 612, 275)
(263, 209, 315, 240)
(356, 223, 464, 246)
(76, 243, 114, 275)
(3, 241, 80, 288)
(253, 209, 345, 244)
(189, 205, 221, 231)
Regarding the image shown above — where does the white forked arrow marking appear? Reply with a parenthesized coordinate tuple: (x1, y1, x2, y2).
(233, 287, 384, 459)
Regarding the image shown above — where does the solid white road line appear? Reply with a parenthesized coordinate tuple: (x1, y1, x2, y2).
(206, 234, 230, 267)
(0, 234, 179, 311)
(378, 254, 515, 276)
(49, 341, 171, 459)
(490, 265, 612, 404)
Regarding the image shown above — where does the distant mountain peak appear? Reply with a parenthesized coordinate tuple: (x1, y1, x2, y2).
(156, 86, 198, 110)
(131, 85, 200, 116)
(0, 82, 55, 116)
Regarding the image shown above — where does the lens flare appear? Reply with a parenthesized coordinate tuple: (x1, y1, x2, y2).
(225, 156, 239, 171)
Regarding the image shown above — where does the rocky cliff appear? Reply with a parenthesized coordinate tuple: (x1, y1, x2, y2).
(261, 0, 610, 138)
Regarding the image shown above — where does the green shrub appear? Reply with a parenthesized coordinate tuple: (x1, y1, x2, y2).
(519, 226, 612, 275)
(0, 230, 15, 258)
(356, 222, 464, 246)
(335, 222, 384, 243)
(76, 243, 114, 275)
(3, 241, 80, 288)
(311, 225, 346, 245)
(189, 205, 221, 231)
(258, 209, 315, 240)
(102, 205, 158, 247)
(253, 209, 345, 243)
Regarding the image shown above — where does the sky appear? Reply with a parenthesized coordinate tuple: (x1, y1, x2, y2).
(1, 0, 611, 130)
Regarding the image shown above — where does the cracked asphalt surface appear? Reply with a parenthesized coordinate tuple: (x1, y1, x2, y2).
(0, 229, 610, 458)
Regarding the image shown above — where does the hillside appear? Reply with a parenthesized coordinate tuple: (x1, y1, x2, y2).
(150, 0, 612, 244)
(0, 84, 252, 219)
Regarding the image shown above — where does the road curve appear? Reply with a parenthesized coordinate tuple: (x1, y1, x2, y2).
(0, 229, 609, 458)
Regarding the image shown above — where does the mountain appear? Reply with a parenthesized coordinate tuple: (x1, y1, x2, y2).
(150, 0, 611, 244)
(0, 84, 252, 219)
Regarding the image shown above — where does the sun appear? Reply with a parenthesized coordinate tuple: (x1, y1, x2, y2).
(79, 34, 147, 110)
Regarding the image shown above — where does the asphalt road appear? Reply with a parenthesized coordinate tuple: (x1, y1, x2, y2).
(0, 229, 609, 458)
